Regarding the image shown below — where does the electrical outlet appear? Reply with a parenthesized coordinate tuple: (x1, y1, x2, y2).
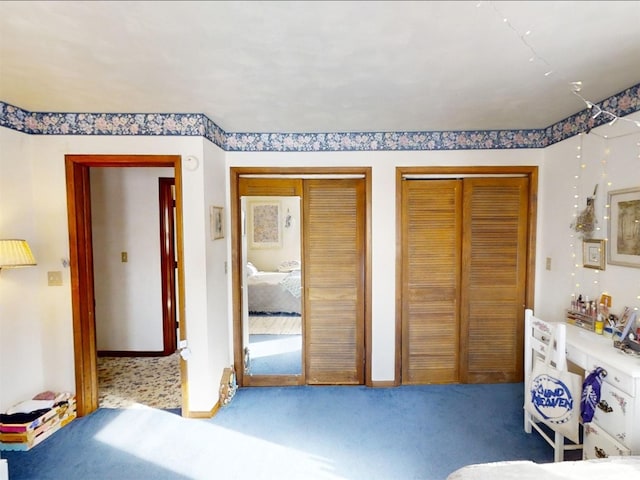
(48, 271, 63, 286)
(546, 257, 552, 271)
(121, 252, 128, 263)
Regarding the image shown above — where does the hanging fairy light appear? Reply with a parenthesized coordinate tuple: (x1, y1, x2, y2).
(599, 139, 611, 231)
(478, 2, 640, 131)
(569, 134, 584, 301)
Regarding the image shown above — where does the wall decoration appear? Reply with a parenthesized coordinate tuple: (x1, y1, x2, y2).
(210, 206, 224, 240)
(571, 185, 598, 239)
(608, 187, 640, 268)
(248, 201, 281, 249)
(582, 239, 605, 270)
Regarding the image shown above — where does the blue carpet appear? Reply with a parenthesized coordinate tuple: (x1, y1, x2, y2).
(248, 334, 302, 375)
(3, 383, 554, 480)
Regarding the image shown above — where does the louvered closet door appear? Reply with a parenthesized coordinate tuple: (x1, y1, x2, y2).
(304, 179, 365, 384)
(401, 179, 462, 384)
(460, 177, 528, 383)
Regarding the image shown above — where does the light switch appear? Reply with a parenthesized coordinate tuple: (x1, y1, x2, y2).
(546, 257, 552, 271)
(48, 271, 63, 286)
(121, 252, 128, 263)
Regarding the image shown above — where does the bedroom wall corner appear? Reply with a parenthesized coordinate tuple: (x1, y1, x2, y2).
(536, 111, 640, 320)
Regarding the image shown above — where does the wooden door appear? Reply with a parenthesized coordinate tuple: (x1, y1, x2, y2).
(401, 179, 462, 384)
(304, 179, 366, 384)
(400, 174, 531, 385)
(460, 177, 529, 383)
(159, 177, 178, 356)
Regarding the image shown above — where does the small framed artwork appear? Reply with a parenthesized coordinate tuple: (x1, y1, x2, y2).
(582, 238, 606, 270)
(617, 307, 636, 337)
(210, 206, 224, 240)
(608, 186, 640, 268)
(248, 200, 281, 249)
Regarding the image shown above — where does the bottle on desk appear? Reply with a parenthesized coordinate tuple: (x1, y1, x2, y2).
(595, 315, 604, 335)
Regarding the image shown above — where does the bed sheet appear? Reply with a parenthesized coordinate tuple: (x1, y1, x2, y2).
(446, 456, 640, 480)
(247, 271, 301, 315)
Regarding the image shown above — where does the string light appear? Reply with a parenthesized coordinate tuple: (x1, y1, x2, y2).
(573, 86, 640, 131)
(569, 134, 584, 301)
(600, 140, 611, 229)
(480, 2, 640, 131)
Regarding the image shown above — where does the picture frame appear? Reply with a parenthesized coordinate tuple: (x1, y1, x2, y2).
(582, 238, 606, 270)
(248, 200, 281, 249)
(618, 306, 635, 333)
(607, 186, 640, 268)
(210, 206, 224, 240)
(615, 307, 640, 353)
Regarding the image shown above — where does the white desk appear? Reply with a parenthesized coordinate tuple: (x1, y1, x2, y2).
(564, 323, 640, 458)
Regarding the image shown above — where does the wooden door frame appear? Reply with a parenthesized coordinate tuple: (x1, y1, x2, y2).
(395, 165, 538, 384)
(230, 167, 372, 387)
(65, 154, 186, 417)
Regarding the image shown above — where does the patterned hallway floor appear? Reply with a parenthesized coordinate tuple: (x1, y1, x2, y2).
(97, 353, 181, 409)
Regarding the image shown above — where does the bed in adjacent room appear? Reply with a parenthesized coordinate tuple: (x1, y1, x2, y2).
(246, 262, 301, 315)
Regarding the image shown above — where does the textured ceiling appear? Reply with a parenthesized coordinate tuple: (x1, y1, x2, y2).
(1, 1, 639, 134)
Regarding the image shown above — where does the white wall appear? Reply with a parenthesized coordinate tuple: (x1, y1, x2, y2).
(202, 139, 230, 410)
(0, 131, 230, 414)
(535, 114, 640, 320)
(0, 128, 44, 409)
(2, 113, 638, 411)
(91, 167, 173, 352)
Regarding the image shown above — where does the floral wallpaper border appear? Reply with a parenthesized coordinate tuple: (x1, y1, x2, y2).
(1, 83, 638, 152)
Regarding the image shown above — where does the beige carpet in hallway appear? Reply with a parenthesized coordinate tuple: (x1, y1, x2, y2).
(97, 353, 181, 409)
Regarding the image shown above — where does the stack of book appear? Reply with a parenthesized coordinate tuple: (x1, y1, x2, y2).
(0, 396, 76, 451)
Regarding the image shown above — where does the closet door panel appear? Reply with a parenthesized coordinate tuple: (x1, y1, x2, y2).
(304, 179, 365, 384)
(460, 177, 528, 383)
(401, 179, 462, 384)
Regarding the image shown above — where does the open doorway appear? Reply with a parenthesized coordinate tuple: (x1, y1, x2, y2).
(65, 154, 186, 417)
(90, 168, 180, 408)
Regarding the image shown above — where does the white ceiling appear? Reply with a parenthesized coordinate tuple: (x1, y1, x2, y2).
(1, 1, 639, 134)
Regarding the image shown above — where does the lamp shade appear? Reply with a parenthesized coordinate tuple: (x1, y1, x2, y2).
(0, 239, 37, 268)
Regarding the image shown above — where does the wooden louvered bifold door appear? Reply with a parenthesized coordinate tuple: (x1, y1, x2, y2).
(460, 177, 528, 383)
(304, 179, 365, 384)
(401, 179, 462, 384)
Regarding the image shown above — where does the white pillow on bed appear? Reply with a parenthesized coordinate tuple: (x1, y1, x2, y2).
(246, 262, 258, 277)
(278, 260, 301, 272)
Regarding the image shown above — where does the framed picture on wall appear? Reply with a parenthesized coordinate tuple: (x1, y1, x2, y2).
(583, 238, 606, 270)
(248, 200, 282, 249)
(607, 187, 640, 268)
(210, 206, 224, 240)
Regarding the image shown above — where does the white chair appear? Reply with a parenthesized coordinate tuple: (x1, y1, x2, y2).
(523, 309, 582, 462)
